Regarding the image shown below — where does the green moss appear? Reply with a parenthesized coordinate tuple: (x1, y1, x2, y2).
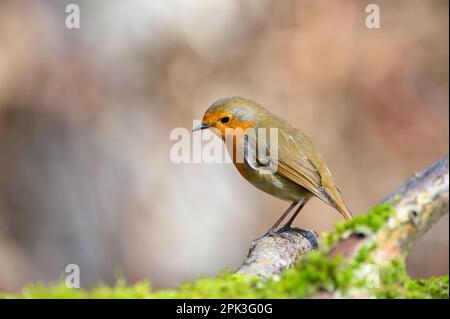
(1, 201, 447, 299)
(3, 259, 447, 300)
(6, 279, 153, 299)
(405, 276, 449, 299)
(374, 259, 449, 299)
(152, 272, 264, 299)
(266, 252, 346, 298)
(322, 202, 396, 249)
(7, 258, 445, 299)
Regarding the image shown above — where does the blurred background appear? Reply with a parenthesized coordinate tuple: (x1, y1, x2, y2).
(0, 0, 448, 292)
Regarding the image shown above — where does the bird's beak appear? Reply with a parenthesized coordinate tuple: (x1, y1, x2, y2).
(192, 122, 209, 132)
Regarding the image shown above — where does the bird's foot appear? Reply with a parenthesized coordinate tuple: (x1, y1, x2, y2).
(251, 228, 276, 244)
(276, 224, 294, 234)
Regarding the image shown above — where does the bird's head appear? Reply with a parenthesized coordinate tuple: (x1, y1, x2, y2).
(193, 97, 265, 137)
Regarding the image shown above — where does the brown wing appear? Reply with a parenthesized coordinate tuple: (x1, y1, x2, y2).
(275, 128, 353, 221)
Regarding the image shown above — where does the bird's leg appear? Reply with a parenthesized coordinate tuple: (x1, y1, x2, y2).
(277, 199, 308, 232)
(262, 201, 298, 237)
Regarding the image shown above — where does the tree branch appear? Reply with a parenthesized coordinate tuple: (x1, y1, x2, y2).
(372, 155, 449, 263)
(237, 228, 319, 277)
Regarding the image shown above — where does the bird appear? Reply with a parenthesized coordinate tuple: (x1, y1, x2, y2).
(193, 97, 352, 236)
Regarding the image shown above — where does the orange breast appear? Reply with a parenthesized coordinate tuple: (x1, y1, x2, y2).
(226, 134, 251, 180)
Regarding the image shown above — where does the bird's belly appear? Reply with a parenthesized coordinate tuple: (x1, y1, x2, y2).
(234, 162, 310, 202)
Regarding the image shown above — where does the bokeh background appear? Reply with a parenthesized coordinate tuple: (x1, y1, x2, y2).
(0, 0, 448, 292)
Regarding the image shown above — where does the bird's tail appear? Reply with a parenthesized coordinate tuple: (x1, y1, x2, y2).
(336, 201, 353, 221)
(328, 186, 353, 221)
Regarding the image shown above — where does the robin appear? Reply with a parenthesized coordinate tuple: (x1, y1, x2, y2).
(193, 97, 352, 236)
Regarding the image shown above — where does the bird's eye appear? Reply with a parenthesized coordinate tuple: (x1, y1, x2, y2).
(220, 116, 230, 124)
